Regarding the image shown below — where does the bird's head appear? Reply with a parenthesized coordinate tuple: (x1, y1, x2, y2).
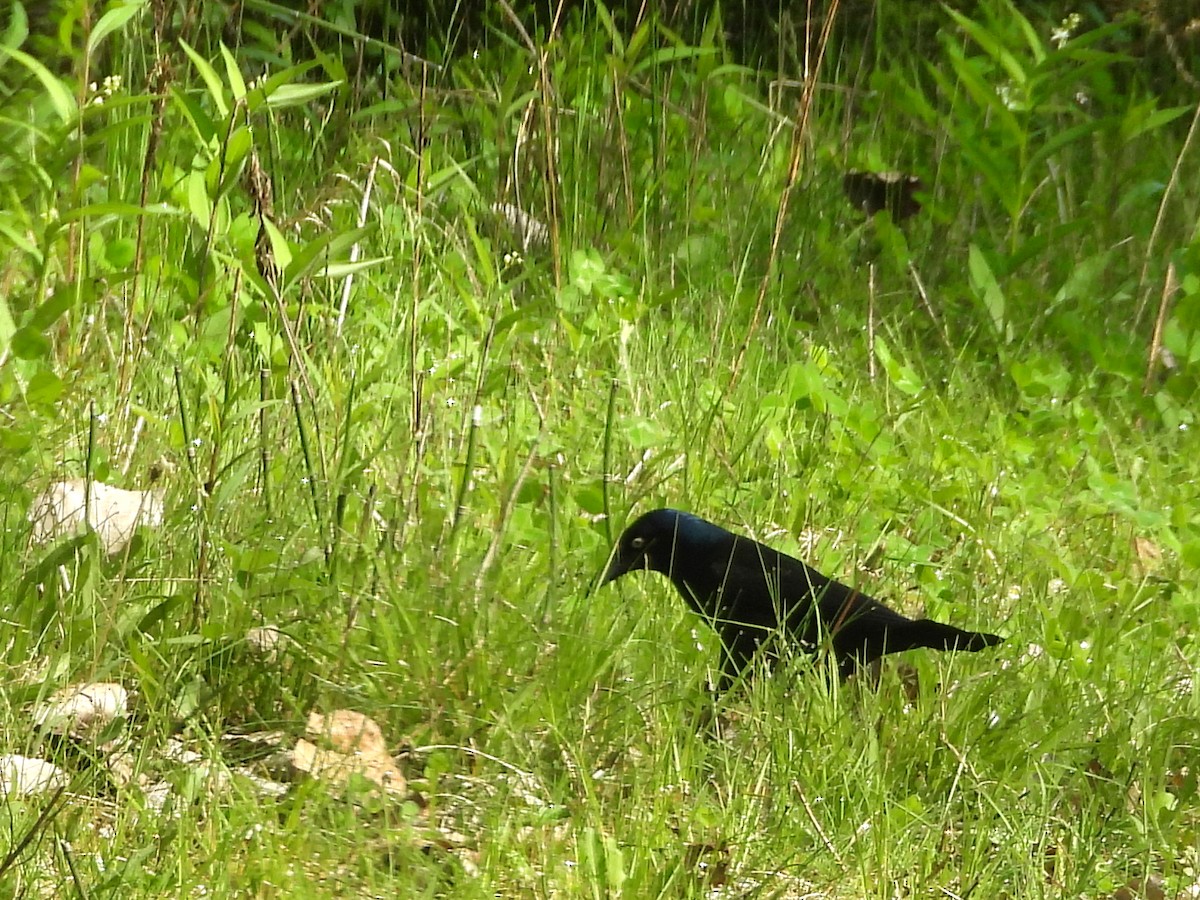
(601, 508, 725, 584)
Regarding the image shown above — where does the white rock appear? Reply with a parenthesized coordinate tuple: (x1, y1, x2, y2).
(0, 754, 66, 797)
(29, 480, 164, 555)
(34, 682, 129, 735)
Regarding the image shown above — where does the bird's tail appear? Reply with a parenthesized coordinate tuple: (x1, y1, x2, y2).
(910, 619, 1004, 653)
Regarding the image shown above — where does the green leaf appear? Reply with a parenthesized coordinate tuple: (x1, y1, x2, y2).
(249, 61, 321, 111)
(219, 42, 246, 100)
(873, 336, 925, 397)
(575, 483, 605, 516)
(87, 0, 146, 57)
(0, 211, 40, 259)
(0, 290, 15, 353)
(282, 227, 372, 292)
(28, 285, 76, 330)
(105, 237, 137, 269)
(1054, 251, 1110, 304)
(0, 428, 31, 452)
(58, 201, 180, 223)
(264, 80, 343, 109)
(263, 217, 294, 272)
(944, 4, 1033, 86)
(172, 86, 218, 144)
(27, 369, 63, 406)
(179, 38, 228, 118)
(1122, 104, 1192, 142)
(187, 168, 210, 230)
(224, 126, 253, 171)
(593, 0, 624, 57)
(2, 2, 29, 50)
(10, 325, 51, 359)
(631, 45, 717, 76)
(968, 244, 1008, 341)
(940, 43, 1022, 143)
(319, 256, 391, 279)
(1026, 119, 1104, 173)
(0, 46, 76, 121)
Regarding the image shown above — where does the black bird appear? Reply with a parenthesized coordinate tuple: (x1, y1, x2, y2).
(602, 509, 1003, 687)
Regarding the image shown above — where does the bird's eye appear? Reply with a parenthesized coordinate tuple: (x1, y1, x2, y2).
(630, 536, 646, 550)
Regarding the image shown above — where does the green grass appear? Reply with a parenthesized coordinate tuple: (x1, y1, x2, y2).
(2, 1, 1200, 897)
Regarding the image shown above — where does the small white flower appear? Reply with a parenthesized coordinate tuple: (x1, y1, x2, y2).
(1051, 13, 1081, 49)
(996, 82, 1017, 111)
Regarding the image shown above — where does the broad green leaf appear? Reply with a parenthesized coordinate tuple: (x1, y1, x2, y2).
(172, 86, 218, 144)
(1027, 119, 1104, 173)
(1122, 104, 1191, 142)
(264, 80, 343, 109)
(28, 285, 76, 330)
(179, 38, 228, 118)
(940, 43, 1022, 143)
(944, 5, 1032, 86)
(105, 237, 136, 269)
(0, 47, 75, 120)
(2, 1, 28, 49)
(10, 325, 51, 359)
(187, 168, 210, 230)
(222, 126, 253, 179)
(87, 0, 146, 57)
(320, 256, 391, 279)
(251, 60, 321, 109)
(219, 42, 246, 100)
(27, 369, 63, 406)
(262, 217, 293, 271)
(873, 336, 925, 397)
(1054, 252, 1110, 304)
(968, 244, 1008, 340)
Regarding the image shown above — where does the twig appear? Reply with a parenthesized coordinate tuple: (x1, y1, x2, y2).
(868, 262, 877, 380)
(1143, 261, 1179, 396)
(1135, 101, 1200, 325)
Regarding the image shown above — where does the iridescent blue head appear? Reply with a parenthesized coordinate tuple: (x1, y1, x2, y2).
(601, 508, 729, 583)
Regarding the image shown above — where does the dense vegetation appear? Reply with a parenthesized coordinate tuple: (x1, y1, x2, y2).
(1, 1, 1198, 896)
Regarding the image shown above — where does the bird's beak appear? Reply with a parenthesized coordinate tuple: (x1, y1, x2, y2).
(594, 546, 642, 592)
(600, 553, 628, 586)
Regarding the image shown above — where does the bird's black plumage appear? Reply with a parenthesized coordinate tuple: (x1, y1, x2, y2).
(602, 509, 1003, 686)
